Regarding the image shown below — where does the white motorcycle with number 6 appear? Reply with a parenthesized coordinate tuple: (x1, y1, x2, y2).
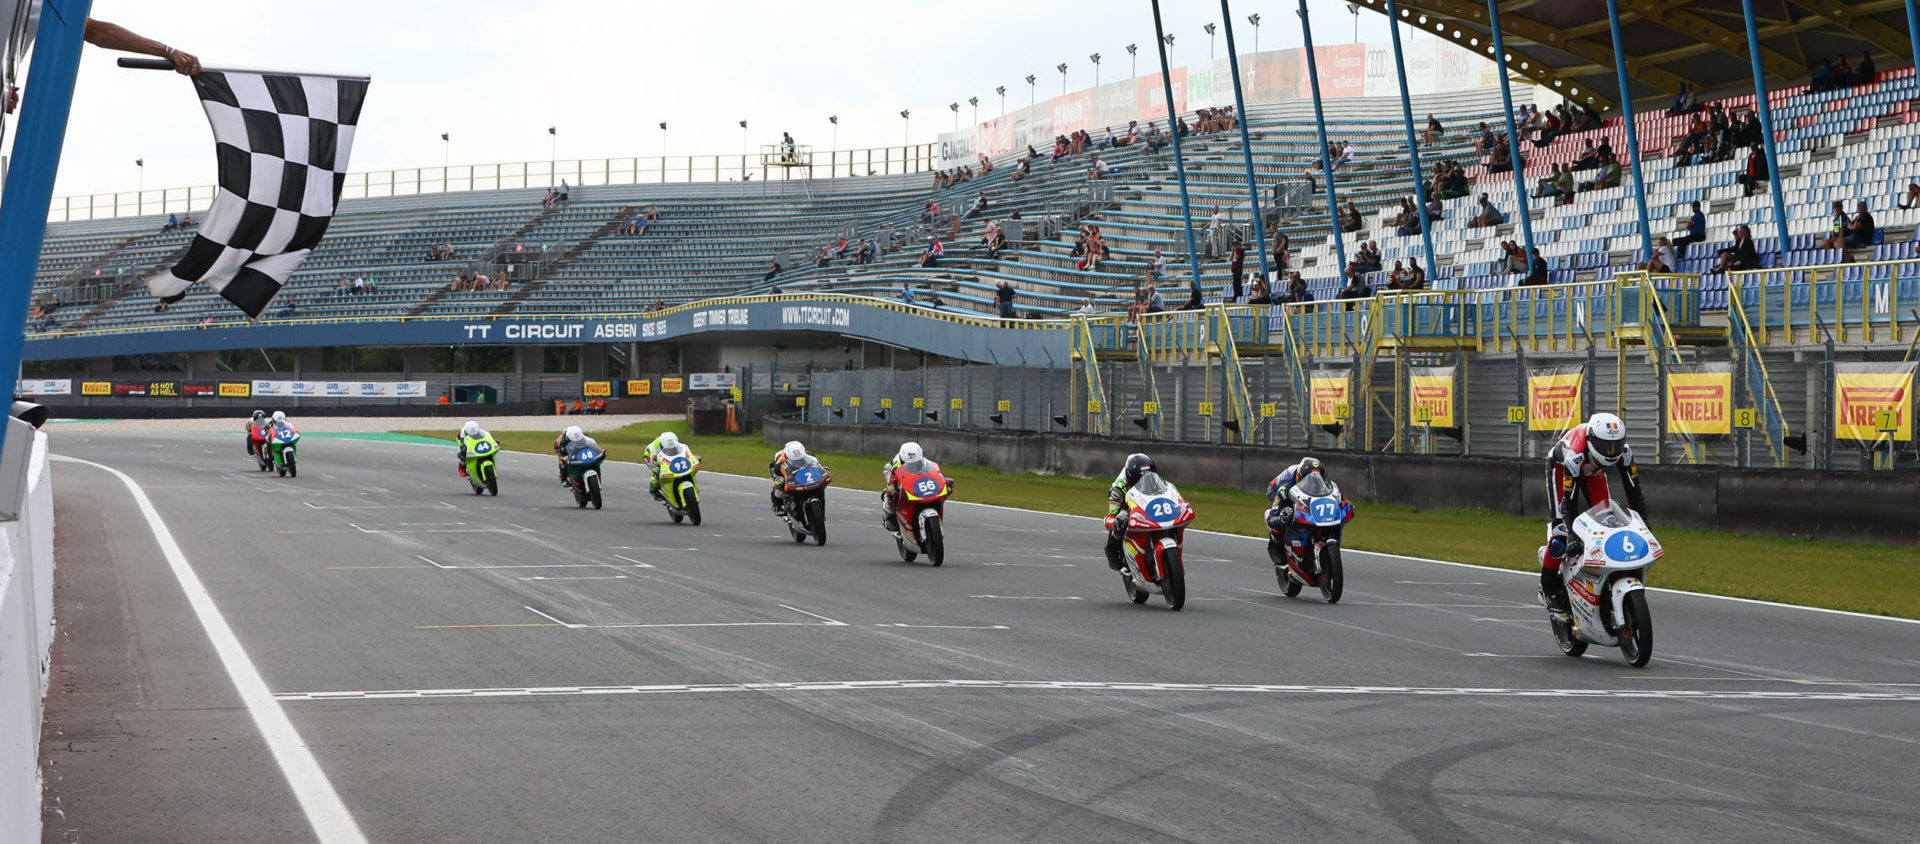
(1542, 501, 1663, 667)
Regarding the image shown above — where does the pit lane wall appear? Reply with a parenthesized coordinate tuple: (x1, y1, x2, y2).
(765, 420, 1918, 544)
(0, 431, 53, 843)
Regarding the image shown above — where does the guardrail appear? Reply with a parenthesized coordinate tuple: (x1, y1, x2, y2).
(1731, 258, 1920, 346)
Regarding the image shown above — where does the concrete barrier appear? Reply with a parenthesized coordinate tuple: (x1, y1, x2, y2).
(766, 419, 1918, 543)
(0, 431, 53, 844)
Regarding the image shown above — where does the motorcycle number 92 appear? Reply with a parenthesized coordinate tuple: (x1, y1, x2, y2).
(913, 477, 941, 497)
(669, 457, 692, 474)
(1144, 497, 1178, 523)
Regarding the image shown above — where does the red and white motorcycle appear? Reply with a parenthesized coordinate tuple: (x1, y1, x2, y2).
(1105, 472, 1194, 611)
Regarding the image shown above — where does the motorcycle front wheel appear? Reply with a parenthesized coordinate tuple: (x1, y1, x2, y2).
(587, 475, 602, 510)
(922, 512, 944, 567)
(682, 483, 702, 526)
(1319, 545, 1343, 604)
(1160, 548, 1185, 611)
(486, 474, 498, 496)
(1618, 590, 1654, 668)
(806, 498, 827, 545)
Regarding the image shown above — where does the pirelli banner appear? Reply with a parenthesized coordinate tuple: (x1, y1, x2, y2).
(1308, 369, 1351, 426)
(1665, 363, 1733, 436)
(1833, 362, 1914, 442)
(1408, 366, 1457, 428)
(1527, 365, 1584, 433)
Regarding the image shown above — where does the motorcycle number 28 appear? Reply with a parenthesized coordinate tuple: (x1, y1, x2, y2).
(1143, 497, 1178, 523)
(913, 477, 940, 497)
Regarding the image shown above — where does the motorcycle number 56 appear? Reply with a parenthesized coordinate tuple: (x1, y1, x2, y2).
(1144, 498, 1177, 522)
(913, 477, 940, 497)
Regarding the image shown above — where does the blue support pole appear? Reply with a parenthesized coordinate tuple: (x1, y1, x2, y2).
(1150, 0, 1207, 301)
(1298, 0, 1348, 275)
(1219, 0, 1271, 295)
(1483, 0, 1537, 264)
(1910, 0, 1920, 89)
(1605, 0, 1655, 264)
(1383, 0, 1438, 279)
(1739, 0, 1793, 258)
(0, 0, 94, 459)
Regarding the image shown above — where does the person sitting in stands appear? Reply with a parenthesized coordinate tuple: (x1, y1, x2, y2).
(1421, 114, 1444, 146)
(918, 236, 944, 268)
(764, 258, 782, 282)
(1340, 201, 1363, 233)
(1711, 225, 1761, 273)
(1470, 194, 1505, 228)
(1012, 156, 1031, 182)
(163, 213, 180, 232)
(1582, 154, 1622, 191)
(1525, 249, 1549, 285)
(1246, 278, 1273, 306)
(967, 192, 988, 218)
(981, 220, 1006, 259)
(1387, 261, 1413, 290)
(1668, 82, 1697, 115)
(1503, 241, 1529, 275)
(1338, 272, 1371, 303)
(1280, 272, 1312, 304)
(1855, 51, 1876, 85)
(1642, 237, 1676, 273)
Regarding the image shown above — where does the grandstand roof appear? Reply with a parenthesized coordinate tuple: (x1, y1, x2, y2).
(1357, 0, 1914, 112)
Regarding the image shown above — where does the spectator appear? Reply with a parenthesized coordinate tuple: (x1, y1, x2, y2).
(1179, 277, 1203, 311)
(1674, 201, 1707, 257)
(1436, 161, 1470, 200)
(1503, 240, 1529, 274)
(1550, 164, 1576, 205)
(557, 179, 570, 204)
(1281, 272, 1311, 304)
(919, 237, 945, 268)
(1357, 240, 1383, 274)
(643, 204, 662, 222)
(1824, 200, 1876, 249)
(815, 246, 831, 269)
(1271, 231, 1293, 273)
(1405, 258, 1427, 290)
(1387, 260, 1411, 290)
(1421, 114, 1443, 146)
(1424, 194, 1444, 223)
(1149, 249, 1168, 281)
(1144, 124, 1168, 154)
(1246, 278, 1272, 306)
(1090, 156, 1112, 180)
(991, 279, 1015, 319)
(978, 152, 994, 175)
(163, 213, 180, 232)
(858, 238, 875, 264)
(967, 192, 988, 218)
(1012, 156, 1031, 182)
(1898, 182, 1920, 211)
(1856, 51, 1876, 85)
(1736, 146, 1768, 197)
(1125, 120, 1143, 146)
(1340, 201, 1362, 233)
(1581, 154, 1622, 191)
(764, 258, 783, 282)
(352, 275, 367, 296)
(1525, 249, 1548, 285)
(1206, 205, 1225, 258)
(900, 284, 915, 305)
(1643, 236, 1676, 273)
(1229, 241, 1246, 302)
(1711, 225, 1761, 273)
(781, 131, 796, 162)
(1668, 82, 1697, 115)
(1146, 284, 1166, 313)
(1077, 298, 1096, 315)
(1098, 126, 1117, 149)
(981, 221, 1007, 259)
(1338, 273, 1371, 302)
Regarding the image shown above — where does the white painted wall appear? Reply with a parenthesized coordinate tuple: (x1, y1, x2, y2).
(0, 431, 54, 844)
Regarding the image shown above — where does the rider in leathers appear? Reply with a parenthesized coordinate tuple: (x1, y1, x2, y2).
(642, 430, 688, 501)
(879, 441, 927, 532)
(552, 425, 599, 485)
(1540, 412, 1646, 612)
(1103, 453, 1157, 571)
(1264, 456, 1328, 557)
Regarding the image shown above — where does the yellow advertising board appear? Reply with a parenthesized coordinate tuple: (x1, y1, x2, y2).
(582, 381, 612, 398)
(1527, 371, 1583, 432)
(218, 382, 252, 397)
(1666, 370, 1732, 436)
(660, 377, 684, 394)
(1834, 368, 1912, 441)
(81, 381, 111, 396)
(627, 379, 651, 396)
(1408, 375, 1455, 428)
(1309, 375, 1348, 426)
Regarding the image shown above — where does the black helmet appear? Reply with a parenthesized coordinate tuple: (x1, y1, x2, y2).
(1297, 456, 1324, 477)
(1123, 453, 1157, 488)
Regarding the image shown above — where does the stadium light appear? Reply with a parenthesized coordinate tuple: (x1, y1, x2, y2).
(1025, 74, 1036, 115)
(949, 101, 959, 132)
(995, 86, 1006, 117)
(1348, 3, 1360, 44)
(1248, 14, 1261, 53)
(900, 109, 910, 147)
(968, 96, 979, 127)
(1127, 43, 1138, 78)
(657, 122, 667, 163)
(1090, 53, 1101, 88)
(547, 126, 556, 188)
(134, 158, 143, 198)
(1056, 62, 1068, 96)
(1204, 22, 1216, 61)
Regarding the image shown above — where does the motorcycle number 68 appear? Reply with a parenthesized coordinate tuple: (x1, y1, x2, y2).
(913, 477, 940, 497)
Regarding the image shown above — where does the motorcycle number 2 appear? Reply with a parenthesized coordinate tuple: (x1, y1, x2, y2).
(913, 477, 940, 497)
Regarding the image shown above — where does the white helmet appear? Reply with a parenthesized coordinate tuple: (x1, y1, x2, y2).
(658, 431, 680, 452)
(271, 410, 287, 424)
(783, 441, 808, 464)
(461, 420, 481, 438)
(565, 425, 585, 443)
(1585, 412, 1627, 467)
(897, 442, 924, 464)
(251, 409, 266, 421)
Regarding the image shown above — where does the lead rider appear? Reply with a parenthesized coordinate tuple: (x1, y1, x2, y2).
(1541, 412, 1647, 613)
(1103, 453, 1157, 571)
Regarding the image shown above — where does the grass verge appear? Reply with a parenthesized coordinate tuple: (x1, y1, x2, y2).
(399, 420, 1920, 620)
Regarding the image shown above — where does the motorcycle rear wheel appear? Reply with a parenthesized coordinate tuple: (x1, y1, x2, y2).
(1160, 548, 1185, 611)
(1618, 590, 1654, 668)
(1125, 573, 1150, 604)
(1319, 546, 1344, 604)
(1551, 613, 1589, 657)
(897, 537, 917, 563)
(1278, 565, 1303, 597)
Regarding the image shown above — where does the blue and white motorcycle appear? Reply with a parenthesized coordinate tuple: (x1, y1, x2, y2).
(1543, 501, 1663, 667)
(1267, 473, 1353, 603)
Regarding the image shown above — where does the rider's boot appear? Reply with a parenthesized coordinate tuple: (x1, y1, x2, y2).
(649, 482, 665, 502)
(1540, 568, 1570, 614)
(1104, 531, 1126, 572)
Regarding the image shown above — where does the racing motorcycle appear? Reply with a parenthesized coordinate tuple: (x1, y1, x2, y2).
(461, 436, 500, 496)
(887, 457, 950, 565)
(563, 445, 606, 509)
(1268, 473, 1353, 603)
(779, 458, 832, 545)
(652, 450, 702, 525)
(1544, 501, 1662, 668)
(247, 424, 273, 472)
(1107, 472, 1192, 610)
(267, 426, 300, 478)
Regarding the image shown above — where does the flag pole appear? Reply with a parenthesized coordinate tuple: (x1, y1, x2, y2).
(115, 57, 371, 82)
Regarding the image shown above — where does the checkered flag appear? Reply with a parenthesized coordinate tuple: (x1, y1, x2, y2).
(148, 70, 369, 317)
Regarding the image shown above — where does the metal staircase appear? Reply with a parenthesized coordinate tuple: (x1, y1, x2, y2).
(1728, 288, 1793, 467)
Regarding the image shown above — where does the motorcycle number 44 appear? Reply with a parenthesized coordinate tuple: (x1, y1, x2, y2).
(1144, 497, 1178, 523)
(473, 442, 494, 455)
(913, 477, 940, 497)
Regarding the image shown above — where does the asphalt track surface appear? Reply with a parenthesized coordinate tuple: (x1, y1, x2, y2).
(39, 431, 1920, 843)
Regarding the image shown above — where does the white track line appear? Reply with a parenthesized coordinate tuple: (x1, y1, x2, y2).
(269, 678, 1920, 704)
(55, 455, 369, 844)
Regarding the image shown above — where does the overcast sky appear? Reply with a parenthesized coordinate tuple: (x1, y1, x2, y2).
(44, 1, 1411, 200)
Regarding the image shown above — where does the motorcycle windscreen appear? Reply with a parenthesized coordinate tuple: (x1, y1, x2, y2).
(1293, 473, 1332, 498)
(902, 471, 944, 500)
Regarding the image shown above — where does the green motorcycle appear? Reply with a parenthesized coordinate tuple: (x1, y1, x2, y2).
(268, 425, 300, 478)
(460, 433, 500, 496)
(652, 451, 702, 525)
